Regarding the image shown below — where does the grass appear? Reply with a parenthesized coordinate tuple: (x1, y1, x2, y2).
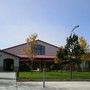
(17, 71, 90, 81)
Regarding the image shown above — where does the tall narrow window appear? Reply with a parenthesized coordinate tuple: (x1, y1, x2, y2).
(34, 44, 45, 55)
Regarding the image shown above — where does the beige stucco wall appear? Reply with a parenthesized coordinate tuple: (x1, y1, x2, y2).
(37, 41, 59, 56)
(0, 51, 19, 71)
(4, 44, 26, 56)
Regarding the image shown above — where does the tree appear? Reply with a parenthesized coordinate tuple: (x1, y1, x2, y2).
(54, 47, 64, 71)
(65, 34, 86, 79)
(79, 37, 90, 60)
(56, 47, 68, 71)
(79, 36, 89, 53)
(24, 33, 38, 71)
(79, 37, 90, 71)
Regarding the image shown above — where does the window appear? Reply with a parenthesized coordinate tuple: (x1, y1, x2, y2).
(34, 44, 45, 55)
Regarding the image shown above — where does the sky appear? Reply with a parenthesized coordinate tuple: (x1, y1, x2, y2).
(0, 0, 90, 49)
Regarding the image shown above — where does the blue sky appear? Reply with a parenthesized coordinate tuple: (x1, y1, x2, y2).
(0, 0, 90, 49)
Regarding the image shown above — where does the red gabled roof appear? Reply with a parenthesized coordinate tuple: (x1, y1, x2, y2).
(18, 55, 55, 59)
(18, 55, 55, 61)
(35, 55, 55, 59)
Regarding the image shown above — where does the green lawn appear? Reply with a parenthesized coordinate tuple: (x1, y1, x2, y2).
(17, 71, 90, 80)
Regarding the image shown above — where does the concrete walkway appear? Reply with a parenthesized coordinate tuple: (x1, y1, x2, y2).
(0, 81, 90, 90)
(17, 81, 90, 90)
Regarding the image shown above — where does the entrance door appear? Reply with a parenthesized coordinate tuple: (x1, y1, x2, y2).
(3, 59, 14, 71)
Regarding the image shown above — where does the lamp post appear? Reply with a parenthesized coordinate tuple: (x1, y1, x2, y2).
(70, 25, 79, 79)
(70, 25, 79, 36)
(43, 62, 45, 88)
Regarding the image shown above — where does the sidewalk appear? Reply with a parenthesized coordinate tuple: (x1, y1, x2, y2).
(0, 80, 90, 90)
(17, 81, 90, 90)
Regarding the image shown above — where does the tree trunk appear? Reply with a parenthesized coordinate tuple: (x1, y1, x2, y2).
(77, 63, 81, 71)
(70, 62, 73, 80)
(31, 59, 33, 71)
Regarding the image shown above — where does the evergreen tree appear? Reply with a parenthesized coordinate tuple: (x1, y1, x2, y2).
(65, 34, 85, 79)
(57, 34, 85, 79)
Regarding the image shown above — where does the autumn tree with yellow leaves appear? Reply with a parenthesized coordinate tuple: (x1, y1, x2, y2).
(79, 36, 90, 61)
(24, 33, 38, 71)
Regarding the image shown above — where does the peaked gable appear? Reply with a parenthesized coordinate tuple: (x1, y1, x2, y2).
(3, 40, 59, 57)
(0, 50, 20, 58)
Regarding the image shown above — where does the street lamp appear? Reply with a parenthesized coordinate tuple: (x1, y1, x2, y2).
(43, 67, 45, 88)
(43, 62, 45, 88)
(70, 25, 79, 36)
(70, 25, 79, 79)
